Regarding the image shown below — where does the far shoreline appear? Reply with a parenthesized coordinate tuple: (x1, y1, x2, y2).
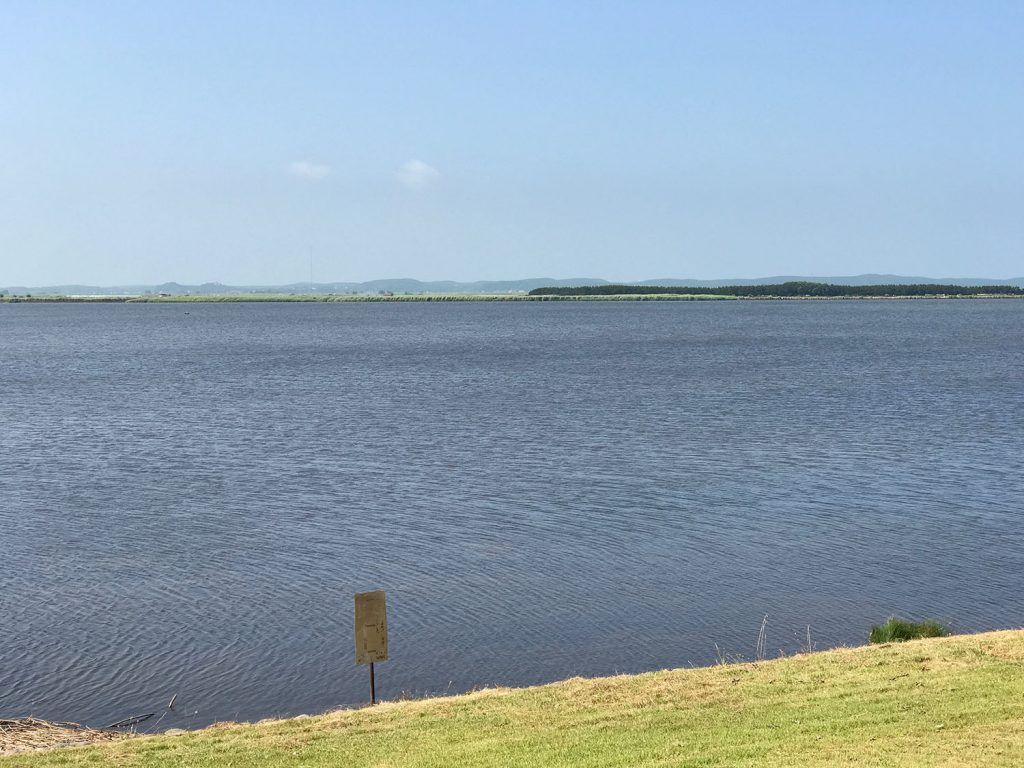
(3, 293, 1024, 304)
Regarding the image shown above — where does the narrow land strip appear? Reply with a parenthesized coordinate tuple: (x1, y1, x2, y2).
(4, 292, 1024, 303)
(2, 293, 734, 302)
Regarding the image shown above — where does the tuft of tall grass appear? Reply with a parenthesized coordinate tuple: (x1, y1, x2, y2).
(869, 616, 949, 644)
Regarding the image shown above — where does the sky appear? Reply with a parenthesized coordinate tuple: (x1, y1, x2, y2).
(1, 1, 1022, 285)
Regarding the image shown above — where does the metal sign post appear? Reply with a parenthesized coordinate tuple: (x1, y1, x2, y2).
(354, 590, 388, 705)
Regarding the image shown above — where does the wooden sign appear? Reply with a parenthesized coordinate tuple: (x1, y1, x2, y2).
(354, 590, 388, 665)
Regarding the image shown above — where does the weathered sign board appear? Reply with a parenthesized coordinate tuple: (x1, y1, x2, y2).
(354, 590, 388, 665)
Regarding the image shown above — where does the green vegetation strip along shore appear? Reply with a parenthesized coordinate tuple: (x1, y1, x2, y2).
(530, 281, 1024, 297)
(5, 630, 1023, 767)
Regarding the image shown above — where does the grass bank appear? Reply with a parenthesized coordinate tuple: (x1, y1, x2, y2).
(5, 629, 1022, 767)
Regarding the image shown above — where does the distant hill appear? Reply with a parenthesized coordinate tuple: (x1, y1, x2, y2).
(0, 277, 611, 295)
(3, 274, 1024, 295)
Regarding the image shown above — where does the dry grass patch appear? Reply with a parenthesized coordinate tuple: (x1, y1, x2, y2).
(0, 721, 125, 756)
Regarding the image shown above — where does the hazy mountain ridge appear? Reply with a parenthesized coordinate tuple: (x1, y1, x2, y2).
(4, 274, 1024, 295)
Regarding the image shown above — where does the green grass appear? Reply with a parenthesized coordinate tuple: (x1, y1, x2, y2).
(5, 629, 1023, 767)
(870, 616, 950, 644)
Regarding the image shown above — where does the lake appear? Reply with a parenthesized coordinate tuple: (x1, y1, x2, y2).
(1, 299, 1022, 729)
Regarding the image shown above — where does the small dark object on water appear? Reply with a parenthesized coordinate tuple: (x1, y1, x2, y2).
(107, 713, 155, 729)
(869, 616, 949, 644)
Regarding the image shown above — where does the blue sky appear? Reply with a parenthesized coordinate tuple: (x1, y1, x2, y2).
(2, 1, 1022, 285)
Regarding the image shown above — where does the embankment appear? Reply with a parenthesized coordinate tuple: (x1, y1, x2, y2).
(4, 629, 1023, 766)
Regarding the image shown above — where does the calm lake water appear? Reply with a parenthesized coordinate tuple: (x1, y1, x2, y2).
(1, 300, 1022, 728)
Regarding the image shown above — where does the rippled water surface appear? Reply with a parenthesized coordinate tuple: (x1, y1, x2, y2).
(2, 300, 1022, 728)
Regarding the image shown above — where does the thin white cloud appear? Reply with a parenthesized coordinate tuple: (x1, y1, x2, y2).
(288, 160, 331, 180)
(397, 159, 439, 189)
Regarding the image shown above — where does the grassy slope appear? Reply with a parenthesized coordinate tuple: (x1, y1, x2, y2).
(5, 630, 1023, 768)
